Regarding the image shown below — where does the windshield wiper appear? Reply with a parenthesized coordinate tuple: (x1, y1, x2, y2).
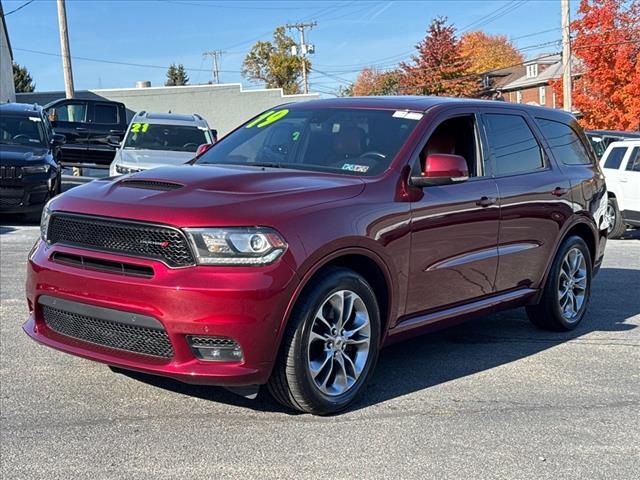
(248, 162, 285, 168)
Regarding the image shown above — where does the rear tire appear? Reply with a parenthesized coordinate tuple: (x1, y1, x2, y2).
(606, 197, 626, 239)
(268, 267, 380, 414)
(526, 236, 592, 331)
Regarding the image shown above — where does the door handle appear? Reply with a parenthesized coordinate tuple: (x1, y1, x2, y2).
(551, 187, 568, 197)
(619, 179, 628, 183)
(476, 196, 497, 207)
(75, 127, 88, 131)
(109, 129, 121, 133)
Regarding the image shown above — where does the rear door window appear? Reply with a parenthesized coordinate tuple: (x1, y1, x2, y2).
(484, 114, 544, 176)
(93, 104, 119, 125)
(536, 118, 592, 165)
(625, 147, 640, 172)
(603, 147, 626, 170)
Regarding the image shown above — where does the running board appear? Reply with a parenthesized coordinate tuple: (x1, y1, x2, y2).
(390, 288, 537, 336)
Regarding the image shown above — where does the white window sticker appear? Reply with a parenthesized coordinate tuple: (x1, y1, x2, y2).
(28, 116, 42, 122)
(392, 110, 423, 121)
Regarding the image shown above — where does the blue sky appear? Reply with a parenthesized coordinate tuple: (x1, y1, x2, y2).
(4, 0, 576, 95)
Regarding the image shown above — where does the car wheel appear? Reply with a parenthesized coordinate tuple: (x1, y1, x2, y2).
(268, 267, 380, 414)
(526, 235, 592, 331)
(605, 197, 626, 239)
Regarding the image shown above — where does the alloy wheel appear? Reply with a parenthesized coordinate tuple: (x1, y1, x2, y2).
(307, 290, 371, 396)
(558, 247, 588, 321)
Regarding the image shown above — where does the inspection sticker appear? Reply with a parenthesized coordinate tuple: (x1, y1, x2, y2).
(342, 163, 370, 173)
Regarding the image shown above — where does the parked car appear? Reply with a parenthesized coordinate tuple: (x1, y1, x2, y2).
(44, 98, 128, 167)
(25, 97, 608, 414)
(109, 111, 215, 175)
(586, 130, 640, 158)
(600, 139, 640, 238)
(1, 103, 65, 221)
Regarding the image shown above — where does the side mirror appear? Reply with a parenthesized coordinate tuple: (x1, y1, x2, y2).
(106, 135, 121, 147)
(50, 133, 66, 147)
(196, 143, 214, 157)
(410, 154, 469, 188)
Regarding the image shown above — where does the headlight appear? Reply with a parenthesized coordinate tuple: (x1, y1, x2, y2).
(40, 202, 52, 242)
(184, 227, 287, 265)
(23, 164, 50, 174)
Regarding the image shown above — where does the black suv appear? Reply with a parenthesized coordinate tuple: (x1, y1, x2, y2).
(44, 98, 128, 167)
(0, 103, 65, 220)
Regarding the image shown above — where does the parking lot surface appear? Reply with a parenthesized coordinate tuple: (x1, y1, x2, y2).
(1, 224, 638, 479)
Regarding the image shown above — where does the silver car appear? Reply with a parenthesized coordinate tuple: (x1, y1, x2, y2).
(109, 112, 215, 175)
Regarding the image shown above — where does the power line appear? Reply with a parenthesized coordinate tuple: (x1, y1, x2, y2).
(2, 0, 35, 16)
(203, 50, 225, 84)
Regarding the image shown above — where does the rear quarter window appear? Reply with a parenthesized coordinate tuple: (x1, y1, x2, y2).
(536, 118, 592, 165)
(603, 147, 627, 170)
(625, 147, 640, 172)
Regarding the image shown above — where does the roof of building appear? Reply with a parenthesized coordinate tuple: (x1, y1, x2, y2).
(501, 54, 581, 91)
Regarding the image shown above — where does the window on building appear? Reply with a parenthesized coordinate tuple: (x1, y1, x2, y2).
(526, 64, 539, 78)
(539, 86, 546, 105)
(516, 91, 523, 104)
(603, 147, 627, 170)
(484, 114, 544, 175)
(536, 118, 592, 165)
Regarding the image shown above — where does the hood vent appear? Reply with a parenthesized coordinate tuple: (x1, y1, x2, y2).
(119, 179, 183, 191)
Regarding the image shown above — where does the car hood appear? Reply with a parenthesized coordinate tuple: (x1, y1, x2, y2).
(0, 144, 49, 164)
(50, 164, 366, 227)
(117, 149, 195, 169)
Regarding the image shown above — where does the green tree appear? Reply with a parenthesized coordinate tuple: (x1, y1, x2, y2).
(242, 26, 307, 94)
(399, 17, 478, 97)
(165, 63, 189, 86)
(13, 63, 35, 93)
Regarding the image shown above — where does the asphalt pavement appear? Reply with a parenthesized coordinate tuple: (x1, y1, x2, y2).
(1, 223, 638, 479)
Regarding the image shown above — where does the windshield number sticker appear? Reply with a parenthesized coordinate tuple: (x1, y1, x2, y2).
(130, 122, 150, 133)
(245, 109, 289, 129)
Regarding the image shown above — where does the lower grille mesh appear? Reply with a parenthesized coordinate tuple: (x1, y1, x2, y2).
(42, 305, 174, 358)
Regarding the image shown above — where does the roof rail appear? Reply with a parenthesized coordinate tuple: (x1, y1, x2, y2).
(137, 110, 146, 117)
(193, 113, 203, 121)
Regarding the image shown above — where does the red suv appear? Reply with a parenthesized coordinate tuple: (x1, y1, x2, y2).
(25, 97, 608, 414)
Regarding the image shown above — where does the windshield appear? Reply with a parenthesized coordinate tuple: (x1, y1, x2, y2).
(0, 114, 47, 147)
(124, 122, 211, 152)
(195, 107, 421, 176)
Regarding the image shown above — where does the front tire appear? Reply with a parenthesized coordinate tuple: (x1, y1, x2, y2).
(526, 236, 592, 331)
(268, 267, 380, 414)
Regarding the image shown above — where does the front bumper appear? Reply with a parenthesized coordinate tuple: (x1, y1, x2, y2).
(24, 240, 299, 386)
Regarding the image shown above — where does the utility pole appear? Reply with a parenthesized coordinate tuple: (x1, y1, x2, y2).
(203, 51, 225, 84)
(286, 21, 317, 94)
(56, 0, 75, 99)
(561, 0, 572, 112)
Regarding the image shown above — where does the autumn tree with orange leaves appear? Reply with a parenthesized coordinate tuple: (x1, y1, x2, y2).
(398, 17, 478, 97)
(460, 31, 524, 73)
(351, 68, 400, 96)
(553, 0, 640, 130)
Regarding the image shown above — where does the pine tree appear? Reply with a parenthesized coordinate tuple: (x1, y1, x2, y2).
(13, 63, 36, 93)
(165, 63, 189, 86)
(399, 17, 478, 97)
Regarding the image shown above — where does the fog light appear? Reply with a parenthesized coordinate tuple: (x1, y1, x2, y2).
(187, 336, 243, 362)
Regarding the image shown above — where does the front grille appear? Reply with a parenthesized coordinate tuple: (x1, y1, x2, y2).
(47, 213, 195, 267)
(0, 165, 23, 179)
(42, 304, 174, 358)
(52, 252, 155, 278)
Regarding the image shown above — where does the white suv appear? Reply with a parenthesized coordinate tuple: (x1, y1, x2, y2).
(600, 139, 640, 238)
(109, 112, 215, 176)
